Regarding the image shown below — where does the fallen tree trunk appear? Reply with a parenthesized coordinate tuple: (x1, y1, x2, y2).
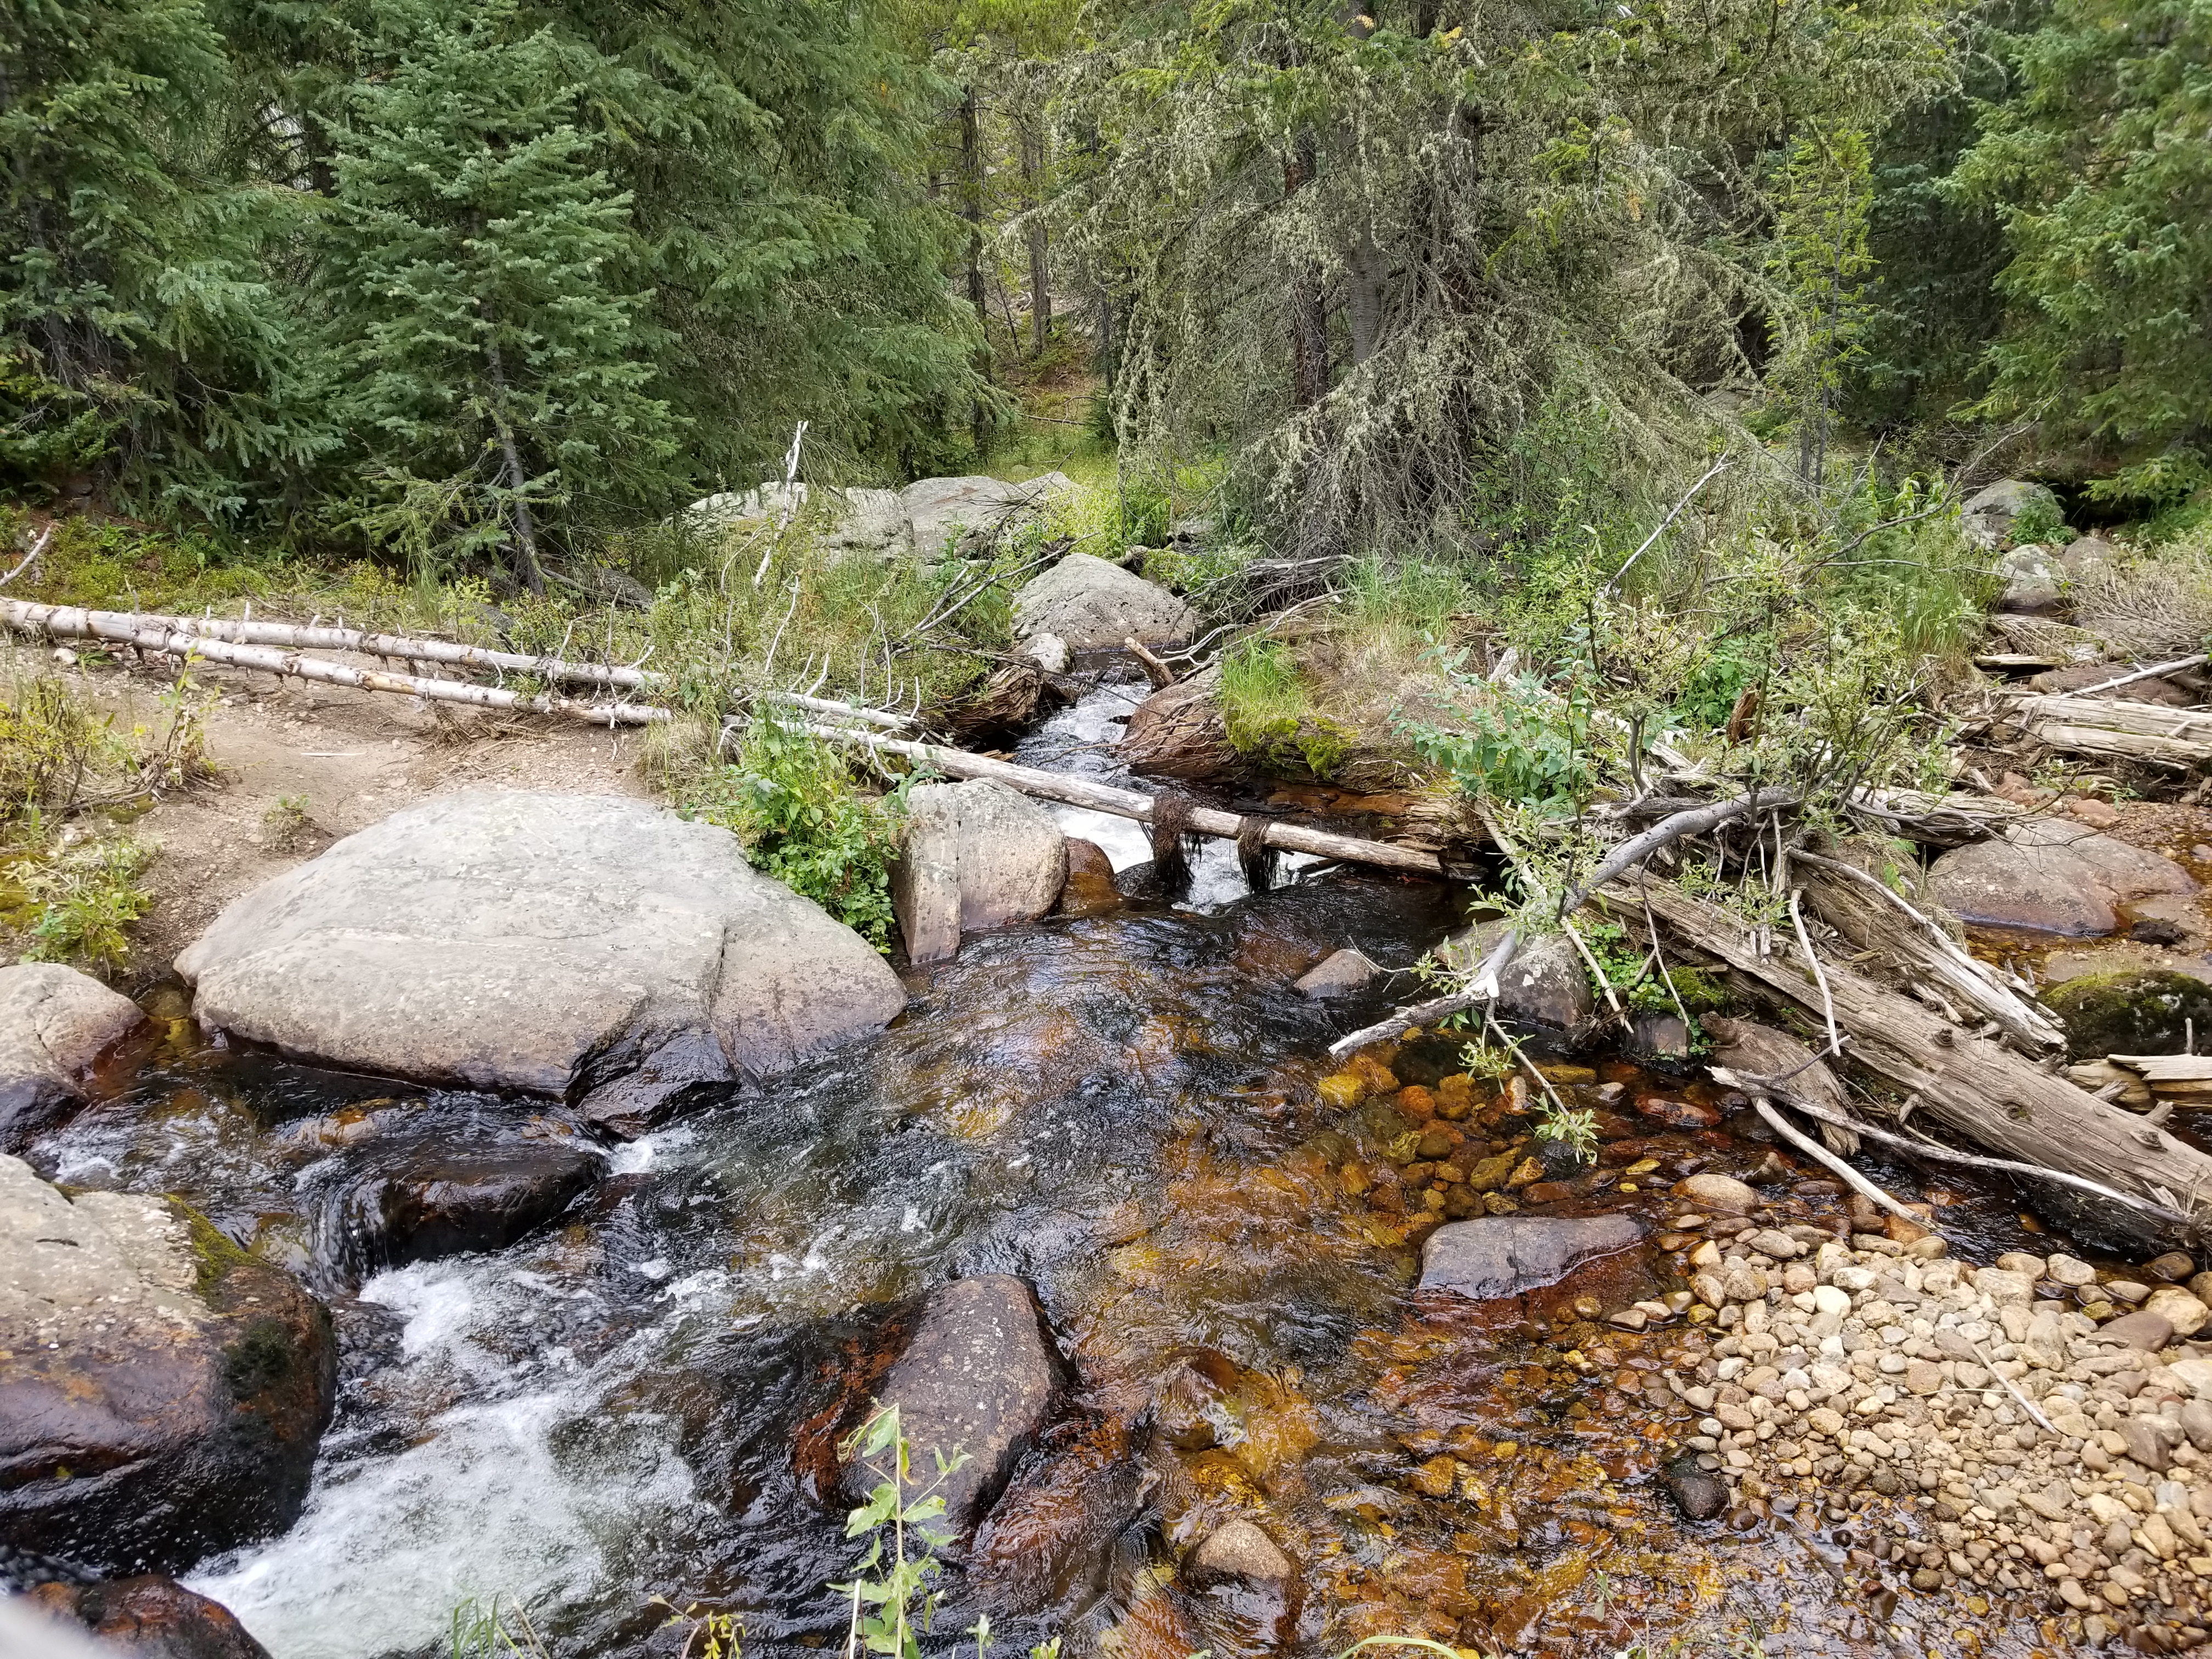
(793, 721, 1447, 876)
(3, 601, 667, 725)
(1792, 853, 2066, 1053)
(2005, 692, 2212, 770)
(1622, 879, 2212, 1246)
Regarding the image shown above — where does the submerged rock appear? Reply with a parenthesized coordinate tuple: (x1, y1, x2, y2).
(2045, 969, 2212, 1060)
(1417, 1214, 1646, 1299)
(1055, 837, 1122, 918)
(1119, 665, 1238, 781)
(1661, 1453, 1728, 1522)
(0, 1155, 336, 1575)
(27, 1573, 273, 1658)
(1927, 817, 2192, 937)
(1295, 948, 1378, 998)
(175, 791, 907, 1133)
(0, 963, 146, 1150)
(845, 1276, 1056, 1533)
(893, 780, 1069, 964)
(1012, 552, 1199, 651)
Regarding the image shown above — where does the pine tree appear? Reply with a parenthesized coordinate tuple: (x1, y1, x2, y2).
(1768, 127, 1876, 489)
(320, 0, 676, 589)
(1953, 0, 2212, 504)
(0, 0, 323, 513)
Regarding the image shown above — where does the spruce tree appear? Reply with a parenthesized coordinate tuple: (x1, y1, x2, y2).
(320, 0, 676, 589)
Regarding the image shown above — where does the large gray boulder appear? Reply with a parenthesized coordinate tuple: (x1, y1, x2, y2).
(1012, 553, 1200, 651)
(892, 780, 1068, 965)
(1928, 817, 2193, 937)
(1994, 544, 2065, 616)
(1962, 479, 2062, 552)
(684, 483, 916, 561)
(1418, 1214, 1647, 1299)
(174, 791, 907, 1133)
(1437, 923, 1596, 1036)
(0, 964, 145, 1150)
(901, 473, 1074, 556)
(0, 1156, 336, 1575)
(845, 1276, 1057, 1534)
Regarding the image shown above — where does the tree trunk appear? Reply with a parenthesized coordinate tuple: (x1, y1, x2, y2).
(1283, 142, 1330, 410)
(959, 84, 992, 449)
(1346, 230, 1387, 368)
(481, 335, 545, 597)
(1019, 116, 1051, 356)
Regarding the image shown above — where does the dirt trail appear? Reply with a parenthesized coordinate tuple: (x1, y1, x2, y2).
(14, 642, 657, 980)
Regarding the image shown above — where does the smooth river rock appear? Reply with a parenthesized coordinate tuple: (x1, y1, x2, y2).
(1418, 1214, 1647, 1299)
(892, 780, 1069, 964)
(1438, 924, 1596, 1035)
(1927, 817, 2193, 937)
(174, 791, 907, 1134)
(1961, 478, 2061, 552)
(26, 1573, 273, 1659)
(848, 1276, 1057, 1532)
(0, 964, 146, 1150)
(1012, 552, 1199, 651)
(324, 1127, 602, 1282)
(0, 1156, 336, 1575)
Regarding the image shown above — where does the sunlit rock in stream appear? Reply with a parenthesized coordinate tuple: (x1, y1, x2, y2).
(1053, 836, 1122, 917)
(842, 1274, 1057, 1534)
(1295, 947, 1379, 998)
(0, 963, 147, 1152)
(1417, 1214, 1646, 1300)
(0, 1155, 335, 1575)
(22, 1572, 273, 1658)
(174, 791, 906, 1135)
(892, 779, 1068, 964)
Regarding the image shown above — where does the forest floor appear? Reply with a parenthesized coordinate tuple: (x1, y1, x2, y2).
(11, 642, 654, 979)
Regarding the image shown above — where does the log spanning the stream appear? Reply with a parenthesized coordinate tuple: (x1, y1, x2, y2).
(0, 599, 669, 725)
(793, 720, 1446, 876)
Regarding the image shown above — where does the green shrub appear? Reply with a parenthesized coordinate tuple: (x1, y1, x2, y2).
(673, 719, 910, 950)
(14, 835, 153, 970)
(1404, 670, 1595, 814)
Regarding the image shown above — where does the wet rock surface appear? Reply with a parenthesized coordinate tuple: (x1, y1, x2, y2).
(847, 1275, 1057, 1533)
(1118, 664, 1237, 781)
(1296, 947, 1379, 998)
(1439, 923, 1596, 1035)
(323, 1126, 601, 1280)
(176, 790, 907, 1128)
(0, 1155, 335, 1575)
(1927, 817, 2194, 936)
(29, 1573, 274, 1658)
(0, 964, 145, 1151)
(892, 779, 1069, 964)
(1419, 1214, 1647, 1298)
(1011, 552, 1199, 651)
(1053, 837, 1121, 918)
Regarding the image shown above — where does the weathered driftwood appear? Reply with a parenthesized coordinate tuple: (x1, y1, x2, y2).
(2, 600, 667, 725)
(2006, 692, 2212, 769)
(2069, 653, 2211, 698)
(1792, 851, 2066, 1052)
(1624, 880, 2212, 1240)
(794, 721, 1448, 876)
(1558, 787, 1793, 914)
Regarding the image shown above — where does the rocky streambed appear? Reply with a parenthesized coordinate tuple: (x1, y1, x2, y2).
(9, 684, 2212, 1658)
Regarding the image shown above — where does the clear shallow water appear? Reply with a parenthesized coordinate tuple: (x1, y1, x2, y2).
(19, 686, 2109, 1658)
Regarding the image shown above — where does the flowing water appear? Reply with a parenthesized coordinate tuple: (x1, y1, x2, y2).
(16, 683, 2104, 1659)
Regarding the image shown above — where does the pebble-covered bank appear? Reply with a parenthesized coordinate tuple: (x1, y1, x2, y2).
(1635, 1173, 2212, 1649)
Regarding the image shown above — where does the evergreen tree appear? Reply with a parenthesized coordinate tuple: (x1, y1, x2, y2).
(1767, 126, 1876, 489)
(0, 0, 323, 514)
(1953, 0, 2212, 503)
(320, 0, 676, 589)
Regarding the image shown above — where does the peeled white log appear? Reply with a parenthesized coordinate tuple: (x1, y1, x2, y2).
(794, 721, 1447, 875)
(1, 600, 667, 725)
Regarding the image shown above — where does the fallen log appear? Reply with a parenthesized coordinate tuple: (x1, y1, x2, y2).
(1791, 851, 2066, 1053)
(3, 601, 667, 725)
(791, 721, 1447, 876)
(2005, 692, 2212, 770)
(1623, 880, 2212, 1246)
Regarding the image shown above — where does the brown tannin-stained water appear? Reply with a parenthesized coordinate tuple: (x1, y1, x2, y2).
(15, 690, 2132, 1659)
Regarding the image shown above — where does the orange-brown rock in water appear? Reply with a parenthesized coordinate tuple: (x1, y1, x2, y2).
(1055, 836, 1122, 917)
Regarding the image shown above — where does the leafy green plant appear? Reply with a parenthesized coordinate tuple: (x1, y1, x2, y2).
(449, 1596, 551, 1659)
(1532, 1101, 1600, 1164)
(835, 1404, 966, 1659)
(262, 794, 313, 851)
(674, 718, 911, 950)
(1406, 671, 1596, 814)
(14, 834, 153, 971)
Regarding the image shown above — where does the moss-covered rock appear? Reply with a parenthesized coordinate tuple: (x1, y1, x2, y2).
(2046, 969, 2212, 1060)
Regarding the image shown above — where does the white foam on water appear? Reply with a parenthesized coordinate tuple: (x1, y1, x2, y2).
(187, 1259, 706, 1659)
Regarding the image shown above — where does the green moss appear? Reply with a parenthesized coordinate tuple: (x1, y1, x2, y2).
(2044, 969, 2212, 1061)
(178, 1201, 253, 1300)
(1218, 639, 1352, 778)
